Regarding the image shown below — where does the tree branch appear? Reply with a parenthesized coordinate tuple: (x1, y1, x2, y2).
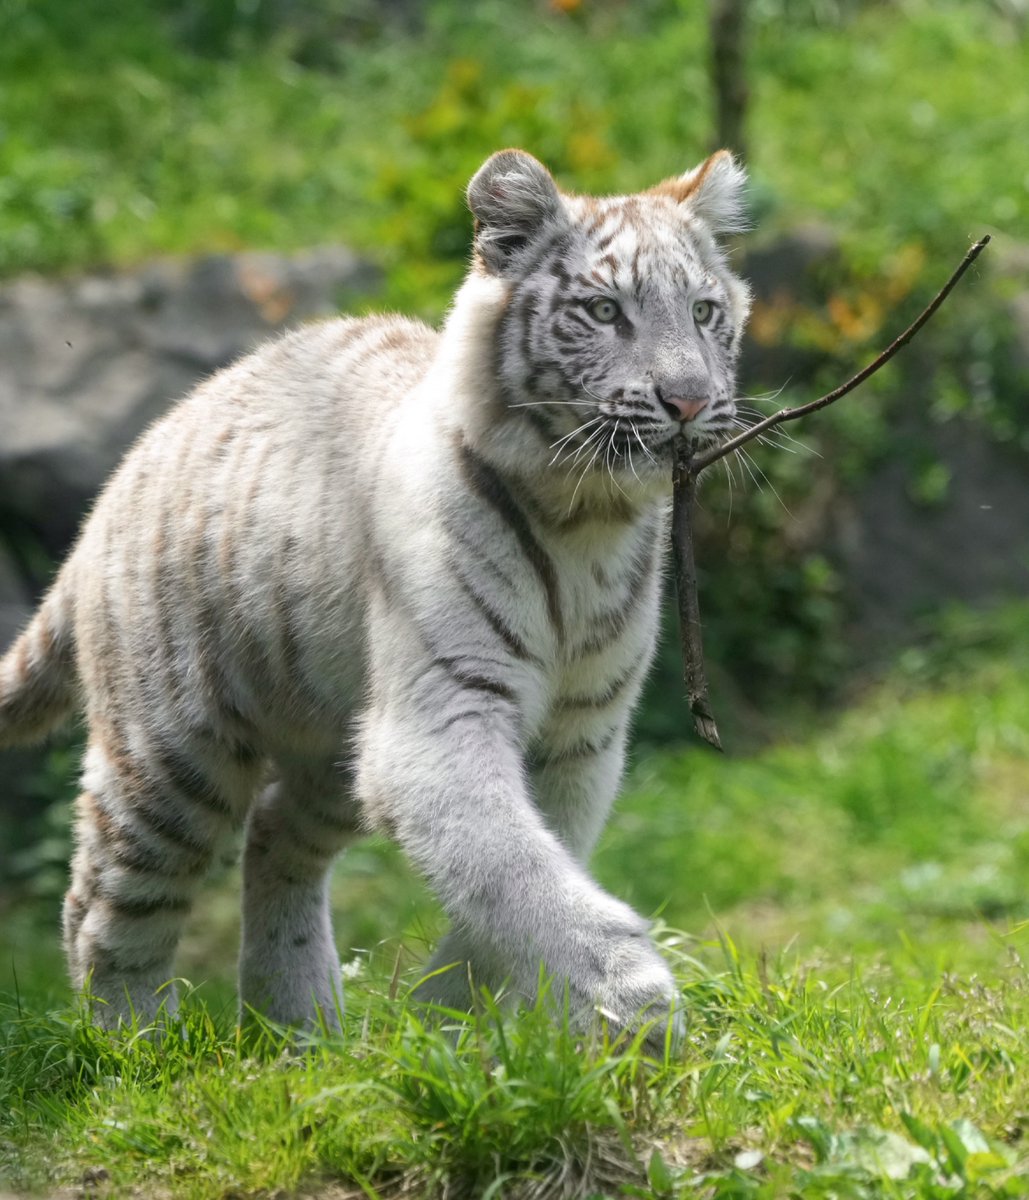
(673, 235, 990, 748)
(692, 235, 991, 473)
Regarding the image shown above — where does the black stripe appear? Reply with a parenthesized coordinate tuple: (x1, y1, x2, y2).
(533, 727, 617, 767)
(275, 533, 333, 713)
(88, 942, 172, 976)
(514, 286, 543, 367)
(126, 797, 212, 862)
(86, 787, 206, 879)
(433, 655, 517, 703)
(447, 524, 519, 592)
(146, 430, 200, 709)
(549, 324, 583, 346)
(101, 892, 191, 920)
(563, 311, 594, 334)
(556, 663, 641, 712)
(522, 405, 557, 440)
(195, 579, 257, 735)
(453, 567, 540, 663)
(457, 439, 564, 642)
(574, 538, 660, 654)
(614, 314, 635, 340)
(304, 802, 359, 834)
(521, 229, 571, 279)
(593, 227, 620, 254)
(109, 832, 205, 879)
(276, 540, 306, 683)
(431, 709, 488, 733)
(280, 816, 338, 861)
(154, 744, 233, 816)
(99, 720, 216, 865)
(630, 246, 644, 301)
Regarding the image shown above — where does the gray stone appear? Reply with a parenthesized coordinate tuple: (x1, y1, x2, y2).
(831, 419, 1029, 649)
(0, 246, 379, 556)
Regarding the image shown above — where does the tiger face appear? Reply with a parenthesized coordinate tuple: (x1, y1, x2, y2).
(469, 150, 752, 485)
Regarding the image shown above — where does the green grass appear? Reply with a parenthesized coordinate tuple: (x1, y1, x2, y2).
(2, 943, 1027, 1199)
(3, 603, 1027, 1198)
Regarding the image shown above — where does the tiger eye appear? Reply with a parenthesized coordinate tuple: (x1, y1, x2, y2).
(587, 298, 621, 324)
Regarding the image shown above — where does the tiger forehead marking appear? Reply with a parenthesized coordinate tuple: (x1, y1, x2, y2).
(575, 210, 707, 299)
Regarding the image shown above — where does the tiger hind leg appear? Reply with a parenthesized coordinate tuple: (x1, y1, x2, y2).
(239, 754, 360, 1032)
(65, 724, 260, 1028)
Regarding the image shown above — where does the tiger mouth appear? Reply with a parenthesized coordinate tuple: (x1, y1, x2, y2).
(582, 422, 728, 468)
(545, 409, 735, 477)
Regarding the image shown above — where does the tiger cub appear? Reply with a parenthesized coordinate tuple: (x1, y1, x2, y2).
(0, 149, 751, 1041)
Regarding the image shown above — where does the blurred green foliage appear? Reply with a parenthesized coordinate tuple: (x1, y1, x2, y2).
(1, 0, 1026, 289)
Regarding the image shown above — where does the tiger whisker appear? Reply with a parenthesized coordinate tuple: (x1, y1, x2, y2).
(566, 423, 608, 467)
(624, 435, 643, 486)
(630, 422, 658, 466)
(603, 427, 631, 501)
(579, 377, 609, 405)
(720, 455, 735, 524)
(567, 431, 607, 513)
(734, 444, 792, 515)
(510, 399, 595, 410)
(728, 416, 801, 456)
(732, 445, 763, 493)
(548, 416, 605, 465)
(729, 413, 813, 456)
(555, 426, 607, 497)
(733, 380, 791, 406)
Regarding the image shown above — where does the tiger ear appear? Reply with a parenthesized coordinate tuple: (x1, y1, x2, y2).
(651, 150, 749, 235)
(467, 149, 566, 275)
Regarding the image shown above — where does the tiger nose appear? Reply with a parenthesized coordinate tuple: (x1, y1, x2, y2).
(660, 395, 708, 423)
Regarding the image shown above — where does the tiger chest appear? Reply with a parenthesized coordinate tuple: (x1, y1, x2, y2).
(532, 545, 661, 760)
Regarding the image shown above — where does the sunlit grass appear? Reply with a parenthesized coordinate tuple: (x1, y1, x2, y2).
(2, 933, 1025, 1198)
(601, 603, 1029, 962)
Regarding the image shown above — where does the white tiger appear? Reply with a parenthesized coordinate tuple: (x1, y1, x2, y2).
(0, 148, 751, 1041)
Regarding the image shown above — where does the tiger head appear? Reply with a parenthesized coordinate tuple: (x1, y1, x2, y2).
(464, 148, 751, 493)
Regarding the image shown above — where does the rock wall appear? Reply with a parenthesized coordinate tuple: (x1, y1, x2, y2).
(0, 247, 379, 571)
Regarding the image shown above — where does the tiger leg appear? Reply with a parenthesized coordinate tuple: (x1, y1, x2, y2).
(532, 720, 684, 1044)
(239, 754, 360, 1031)
(64, 724, 258, 1028)
(414, 723, 630, 1011)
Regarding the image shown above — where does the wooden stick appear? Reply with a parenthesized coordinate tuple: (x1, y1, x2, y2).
(673, 235, 990, 747)
(672, 439, 722, 750)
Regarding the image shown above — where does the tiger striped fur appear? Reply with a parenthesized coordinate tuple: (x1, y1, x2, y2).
(0, 149, 751, 1041)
